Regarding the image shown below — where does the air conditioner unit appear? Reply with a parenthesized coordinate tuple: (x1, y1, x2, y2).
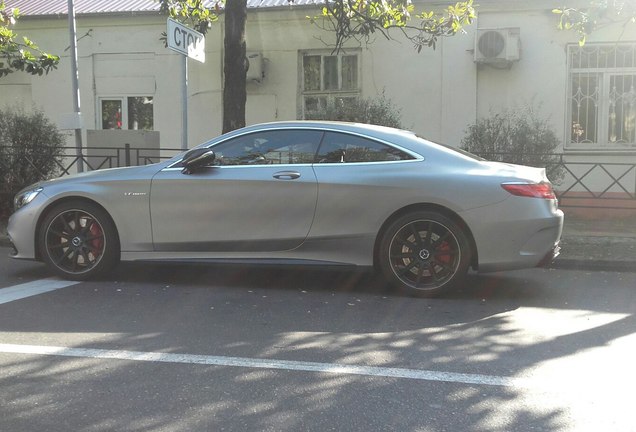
(474, 28, 520, 65)
(246, 52, 264, 82)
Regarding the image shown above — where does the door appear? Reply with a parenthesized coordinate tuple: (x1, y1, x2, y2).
(150, 129, 322, 252)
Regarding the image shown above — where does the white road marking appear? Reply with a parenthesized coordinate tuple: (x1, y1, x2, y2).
(0, 278, 80, 305)
(0, 343, 541, 389)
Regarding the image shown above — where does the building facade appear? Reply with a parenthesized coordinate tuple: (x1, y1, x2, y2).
(2, 0, 636, 208)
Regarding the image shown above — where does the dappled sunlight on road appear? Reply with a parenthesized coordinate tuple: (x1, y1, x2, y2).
(1, 263, 635, 431)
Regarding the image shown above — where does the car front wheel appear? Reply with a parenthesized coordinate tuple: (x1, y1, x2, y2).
(39, 201, 120, 280)
(379, 211, 471, 297)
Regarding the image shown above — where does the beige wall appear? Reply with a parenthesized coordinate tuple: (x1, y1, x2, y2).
(1, 2, 635, 157)
(475, 9, 575, 153)
(2, 8, 477, 151)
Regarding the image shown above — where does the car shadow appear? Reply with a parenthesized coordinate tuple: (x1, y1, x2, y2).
(105, 261, 548, 302)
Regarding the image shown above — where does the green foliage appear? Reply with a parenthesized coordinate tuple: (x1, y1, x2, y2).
(160, 0, 475, 57)
(307, 92, 404, 129)
(460, 105, 565, 183)
(0, 1, 59, 77)
(553, 1, 636, 45)
(159, 0, 220, 44)
(159, 0, 221, 33)
(310, 0, 475, 52)
(0, 107, 65, 219)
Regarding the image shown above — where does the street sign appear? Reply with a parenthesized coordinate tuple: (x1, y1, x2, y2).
(167, 18, 205, 63)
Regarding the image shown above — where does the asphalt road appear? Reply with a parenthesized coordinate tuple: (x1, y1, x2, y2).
(1, 248, 635, 432)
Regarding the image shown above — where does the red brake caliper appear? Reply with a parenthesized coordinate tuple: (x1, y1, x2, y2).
(89, 222, 103, 257)
(437, 241, 451, 265)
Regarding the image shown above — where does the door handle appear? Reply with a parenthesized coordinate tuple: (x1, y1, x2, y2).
(273, 171, 301, 180)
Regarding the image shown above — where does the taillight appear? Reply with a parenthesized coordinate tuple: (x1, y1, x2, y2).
(501, 182, 556, 199)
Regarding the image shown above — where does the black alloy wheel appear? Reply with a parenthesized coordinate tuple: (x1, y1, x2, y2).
(379, 211, 471, 297)
(40, 201, 119, 280)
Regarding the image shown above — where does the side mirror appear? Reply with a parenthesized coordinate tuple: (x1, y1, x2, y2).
(181, 148, 216, 174)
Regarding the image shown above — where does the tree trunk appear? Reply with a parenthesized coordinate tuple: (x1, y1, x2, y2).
(222, 0, 247, 134)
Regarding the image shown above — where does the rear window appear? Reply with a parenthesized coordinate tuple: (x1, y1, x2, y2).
(414, 135, 485, 161)
(316, 132, 415, 163)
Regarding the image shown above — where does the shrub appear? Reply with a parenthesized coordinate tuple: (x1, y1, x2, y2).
(0, 106, 65, 220)
(460, 105, 565, 182)
(307, 91, 404, 129)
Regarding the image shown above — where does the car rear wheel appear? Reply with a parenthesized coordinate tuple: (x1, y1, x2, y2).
(39, 201, 120, 280)
(379, 211, 471, 297)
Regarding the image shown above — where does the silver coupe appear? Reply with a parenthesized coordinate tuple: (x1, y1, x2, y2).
(7, 121, 563, 296)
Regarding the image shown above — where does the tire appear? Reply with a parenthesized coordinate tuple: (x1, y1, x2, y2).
(38, 200, 120, 280)
(378, 211, 471, 297)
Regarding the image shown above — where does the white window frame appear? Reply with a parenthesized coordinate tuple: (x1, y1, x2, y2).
(566, 43, 636, 150)
(97, 96, 154, 130)
(299, 50, 361, 119)
(98, 97, 126, 130)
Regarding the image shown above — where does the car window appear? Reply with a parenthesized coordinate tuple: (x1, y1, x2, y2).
(212, 130, 323, 166)
(415, 135, 485, 161)
(315, 132, 415, 163)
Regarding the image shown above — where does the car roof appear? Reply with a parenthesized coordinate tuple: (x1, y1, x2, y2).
(212, 121, 418, 149)
(240, 120, 415, 137)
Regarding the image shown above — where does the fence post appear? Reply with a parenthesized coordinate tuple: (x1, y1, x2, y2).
(124, 143, 131, 167)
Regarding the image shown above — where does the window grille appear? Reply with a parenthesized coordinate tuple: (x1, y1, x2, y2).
(568, 44, 636, 149)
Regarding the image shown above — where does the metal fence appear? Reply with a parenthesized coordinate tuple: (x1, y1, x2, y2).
(0, 144, 183, 177)
(58, 144, 184, 174)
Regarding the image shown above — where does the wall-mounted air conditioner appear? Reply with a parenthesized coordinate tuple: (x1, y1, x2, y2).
(246, 52, 264, 82)
(474, 28, 520, 65)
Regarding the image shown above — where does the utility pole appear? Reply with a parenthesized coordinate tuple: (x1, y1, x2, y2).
(67, 0, 84, 172)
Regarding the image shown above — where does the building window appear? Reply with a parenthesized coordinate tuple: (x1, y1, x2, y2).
(99, 97, 154, 130)
(300, 51, 361, 119)
(567, 44, 636, 149)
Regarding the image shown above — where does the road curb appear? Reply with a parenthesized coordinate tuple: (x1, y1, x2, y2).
(550, 258, 636, 273)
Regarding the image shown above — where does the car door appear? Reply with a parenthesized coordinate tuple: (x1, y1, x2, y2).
(150, 129, 322, 252)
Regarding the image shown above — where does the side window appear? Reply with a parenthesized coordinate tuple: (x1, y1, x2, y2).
(316, 132, 415, 163)
(212, 130, 323, 166)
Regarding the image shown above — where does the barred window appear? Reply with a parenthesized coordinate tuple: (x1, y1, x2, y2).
(568, 44, 636, 149)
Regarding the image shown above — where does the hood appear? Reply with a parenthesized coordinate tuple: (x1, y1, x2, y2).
(38, 164, 160, 188)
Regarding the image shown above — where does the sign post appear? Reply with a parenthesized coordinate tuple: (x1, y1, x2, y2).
(167, 19, 206, 150)
(68, 0, 84, 172)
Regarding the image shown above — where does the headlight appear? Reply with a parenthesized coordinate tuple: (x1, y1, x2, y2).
(14, 187, 43, 211)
